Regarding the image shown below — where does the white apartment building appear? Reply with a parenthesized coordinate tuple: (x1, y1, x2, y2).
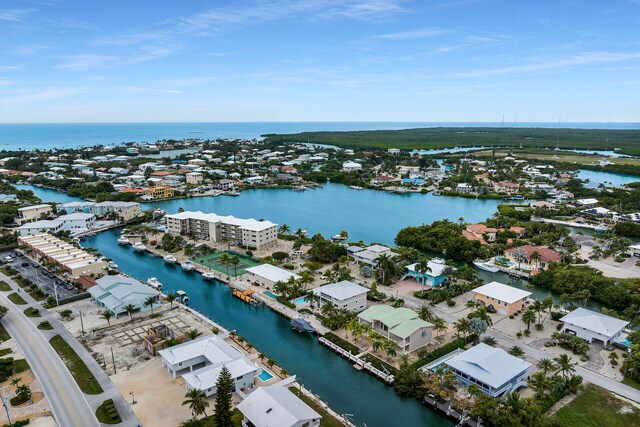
(165, 211, 277, 249)
(311, 280, 368, 312)
(16, 204, 53, 225)
(186, 172, 204, 184)
(91, 201, 142, 221)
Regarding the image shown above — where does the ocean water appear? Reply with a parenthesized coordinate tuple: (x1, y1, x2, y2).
(1, 122, 639, 151)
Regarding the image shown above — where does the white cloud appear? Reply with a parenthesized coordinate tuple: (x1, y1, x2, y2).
(0, 88, 80, 105)
(374, 28, 449, 40)
(0, 8, 30, 22)
(118, 86, 183, 95)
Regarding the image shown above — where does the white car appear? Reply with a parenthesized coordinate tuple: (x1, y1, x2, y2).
(4, 256, 13, 263)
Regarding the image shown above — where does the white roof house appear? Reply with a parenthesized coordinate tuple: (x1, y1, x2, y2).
(576, 198, 599, 206)
(443, 343, 532, 397)
(312, 280, 368, 312)
(473, 281, 532, 305)
(182, 357, 260, 397)
(17, 220, 64, 236)
(560, 307, 629, 344)
(89, 276, 159, 317)
(237, 386, 321, 427)
(245, 264, 301, 286)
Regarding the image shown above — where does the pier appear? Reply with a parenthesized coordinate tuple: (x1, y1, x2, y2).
(319, 337, 395, 384)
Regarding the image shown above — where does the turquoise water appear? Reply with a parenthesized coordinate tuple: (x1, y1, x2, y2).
(258, 370, 274, 382)
(14, 184, 83, 204)
(2, 122, 639, 151)
(294, 297, 308, 304)
(577, 169, 639, 188)
(263, 291, 278, 299)
(82, 230, 451, 427)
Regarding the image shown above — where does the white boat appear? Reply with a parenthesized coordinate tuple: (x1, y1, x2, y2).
(147, 277, 163, 290)
(349, 185, 364, 190)
(163, 254, 177, 263)
(181, 261, 195, 271)
(107, 261, 118, 269)
(473, 260, 500, 273)
(176, 290, 189, 303)
(117, 236, 130, 245)
(132, 242, 147, 252)
(202, 271, 216, 281)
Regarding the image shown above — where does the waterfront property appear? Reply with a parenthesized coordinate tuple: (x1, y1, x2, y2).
(404, 258, 448, 287)
(504, 245, 562, 271)
(18, 233, 108, 277)
(56, 212, 96, 232)
(357, 305, 432, 353)
(244, 264, 301, 290)
(441, 343, 532, 397)
(166, 210, 278, 249)
(472, 281, 531, 316)
(144, 185, 175, 199)
(16, 203, 53, 224)
(349, 244, 393, 267)
(88, 275, 160, 317)
(237, 385, 322, 427)
(311, 280, 369, 312)
(56, 201, 96, 214)
(17, 219, 64, 236)
(183, 357, 260, 397)
(560, 307, 629, 345)
(91, 201, 142, 221)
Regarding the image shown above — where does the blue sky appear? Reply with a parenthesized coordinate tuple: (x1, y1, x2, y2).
(1, 0, 640, 123)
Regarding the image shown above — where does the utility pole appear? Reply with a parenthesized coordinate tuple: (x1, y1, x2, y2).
(53, 279, 59, 306)
(79, 310, 85, 336)
(111, 347, 117, 374)
(1, 386, 12, 427)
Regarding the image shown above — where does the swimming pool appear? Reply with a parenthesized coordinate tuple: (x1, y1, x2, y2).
(258, 369, 274, 382)
(263, 291, 279, 299)
(293, 297, 308, 305)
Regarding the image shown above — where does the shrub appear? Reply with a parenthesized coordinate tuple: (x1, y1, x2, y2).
(446, 299, 455, 307)
(282, 264, 295, 270)
(509, 315, 514, 319)
(551, 311, 563, 321)
(276, 296, 296, 309)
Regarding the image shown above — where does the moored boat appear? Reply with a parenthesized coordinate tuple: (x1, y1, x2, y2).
(202, 271, 216, 281)
(147, 277, 163, 290)
(117, 236, 130, 245)
(132, 242, 147, 252)
(181, 261, 195, 271)
(291, 318, 316, 334)
(163, 254, 177, 263)
(473, 260, 500, 273)
(349, 185, 364, 190)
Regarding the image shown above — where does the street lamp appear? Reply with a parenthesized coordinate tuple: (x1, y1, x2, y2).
(129, 391, 136, 404)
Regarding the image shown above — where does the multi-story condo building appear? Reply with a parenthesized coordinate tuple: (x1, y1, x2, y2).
(165, 211, 277, 249)
(16, 204, 53, 225)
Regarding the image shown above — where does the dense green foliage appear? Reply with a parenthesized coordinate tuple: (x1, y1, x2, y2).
(307, 237, 347, 263)
(264, 127, 640, 155)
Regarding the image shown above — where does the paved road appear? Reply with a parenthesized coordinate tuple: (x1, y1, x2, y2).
(0, 292, 99, 427)
(383, 286, 640, 403)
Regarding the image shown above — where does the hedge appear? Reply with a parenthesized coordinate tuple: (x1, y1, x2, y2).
(276, 296, 296, 309)
(413, 335, 476, 369)
(57, 292, 90, 305)
(323, 332, 361, 354)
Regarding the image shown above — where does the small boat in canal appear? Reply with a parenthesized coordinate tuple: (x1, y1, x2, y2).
(181, 261, 195, 272)
(473, 260, 500, 273)
(163, 254, 177, 263)
(132, 242, 147, 252)
(202, 271, 216, 281)
(176, 290, 189, 304)
(117, 236, 130, 245)
(291, 318, 316, 334)
(147, 277, 163, 290)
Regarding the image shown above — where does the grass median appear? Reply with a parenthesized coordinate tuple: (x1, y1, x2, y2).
(49, 334, 103, 395)
(7, 293, 27, 305)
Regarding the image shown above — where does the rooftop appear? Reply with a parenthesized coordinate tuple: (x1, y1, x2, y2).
(312, 280, 369, 301)
(166, 210, 277, 231)
(245, 264, 301, 283)
(561, 307, 629, 338)
(473, 281, 531, 304)
(237, 386, 321, 427)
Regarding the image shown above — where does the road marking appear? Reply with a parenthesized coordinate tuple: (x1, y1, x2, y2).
(12, 319, 84, 427)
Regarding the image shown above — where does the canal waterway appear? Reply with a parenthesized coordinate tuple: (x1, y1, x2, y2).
(83, 230, 452, 427)
(577, 169, 639, 188)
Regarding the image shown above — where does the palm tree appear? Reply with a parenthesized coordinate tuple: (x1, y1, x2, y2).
(385, 342, 397, 360)
(417, 304, 435, 322)
(230, 256, 240, 277)
(609, 351, 619, 366)
(187, 329, 202, 340)
(554, 354, 576, 378)
(339, 230, 348, 240)
(531, 300, 545, 327)
(165, 293, 177, 309)
(414, 258, 432, 292)
(144, 296, 156, 316)
(522, 309, 536, 331)
(537, 358, 556, 375)
(481, 336, 497, 347)
(123, 303, 136, 321)
(298, 271, 314, 290)
(320, 301, 336, 317)
(454, 318, 471, 343)
(529, 251, 542, 269)
(182, 388, 209, 417)
(508, 345, 525, 358)
(375, 253, 395, 285)
(219, 253, 231, 278)
(529, 371, 551, 398)
(433, 317, 447, 337)
(278, 224, 290, 235)
(101, 309, 114, 327)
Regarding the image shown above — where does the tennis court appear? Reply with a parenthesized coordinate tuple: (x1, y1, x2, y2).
(194, 251, 260, 277)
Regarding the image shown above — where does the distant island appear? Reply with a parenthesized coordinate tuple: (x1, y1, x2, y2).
(263, 127, 640, 155)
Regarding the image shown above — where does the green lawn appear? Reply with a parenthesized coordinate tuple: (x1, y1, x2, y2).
(96, 399, 122, 424)
(0, 348, 12, 357)
(0, 281, 11, 291)
(13, 359, 30, 374)
(622, 376, 640, 391)
(554, 384, 640, 427)
(0, 324, 10, 343)
(7, 292, 27, 305)
(23, 307, 41, 318)
(200, 409, 244, 427)
(289, 387, 345, 427)
(49, 334, 104, 395)
(37, 321, 53, 330)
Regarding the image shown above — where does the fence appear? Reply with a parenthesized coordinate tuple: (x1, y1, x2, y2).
(319, 337, 395, 384)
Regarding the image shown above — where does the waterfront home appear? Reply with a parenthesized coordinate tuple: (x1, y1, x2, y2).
(17, 220, 64, 236)
(56, 201, 96, 214)
(350, 244, 393, 267)
(216, 179, 236, 190)
(504, 245, 562, 270)
(404, 258, 448, 287)
(166, 210, 277, 249)
(237, 385, 322, 427)
(530, 200, 557, 210)
(472, 281, 531, 316)
(576, 198, 599, 207)
(88, 275, 159, 317)
(91, 201, 142, 221)
(183, 357, 260, 397)
(462, 223, 497, 245)
(560, 308, 629, 345)
(614, 212, 640, 224)
(581, 207, 616, 217)
(357, 305, 432, 353)
(56, 212, 96, 232)
(16, 204, 53, 225)
(311, 280, 368, 312)
(456, 183, 473, 194)
(186, 171, 204, 184)
(440, 343, 531, 397)
(0, 194, 17, 203)
(630, 244, 640, 257)
(493, 181, 520, 194)
(144, 185, 175, 199)
(342, 161, 362, 172)
(244, 264, 301, 290)
(245, 176, 264, 185)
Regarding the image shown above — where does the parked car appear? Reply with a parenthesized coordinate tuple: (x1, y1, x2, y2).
(32, 263, 39, 268)
(13, 252, 22, 257)
(4, 256, 13, 263)
(21, 262, 29, 267)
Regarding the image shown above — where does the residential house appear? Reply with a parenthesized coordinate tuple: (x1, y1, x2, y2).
(244, 264, 301, 290)
(88, 275, 159, 317)
(560, 308, 629, 345)
(145, 185, 175, 199)
(16, 204, 53, 225)
(186, 172, 204, 184)
(350, 244, 393, 267)
(472, 281, 531, 316)
(404, 258, 449, 287)
(342, 161, 362, 172)
(311, 280, 368, 312)
(504, 245, 562, 270)
(237, 385, 321, 427)
(357, 305, 432, 353)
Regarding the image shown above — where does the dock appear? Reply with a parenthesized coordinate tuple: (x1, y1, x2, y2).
(531, 216, 608, 231)
(319, 337, 395, 384)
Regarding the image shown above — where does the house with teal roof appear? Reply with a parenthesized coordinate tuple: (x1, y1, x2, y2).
(357, 305, 433, 353)
(404, 258, 449, 287)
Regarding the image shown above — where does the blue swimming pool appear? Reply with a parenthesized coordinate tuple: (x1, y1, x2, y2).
(294, 297, 308, 305)
(263, 291, 279, 299)
(258, 369, 274, 382)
